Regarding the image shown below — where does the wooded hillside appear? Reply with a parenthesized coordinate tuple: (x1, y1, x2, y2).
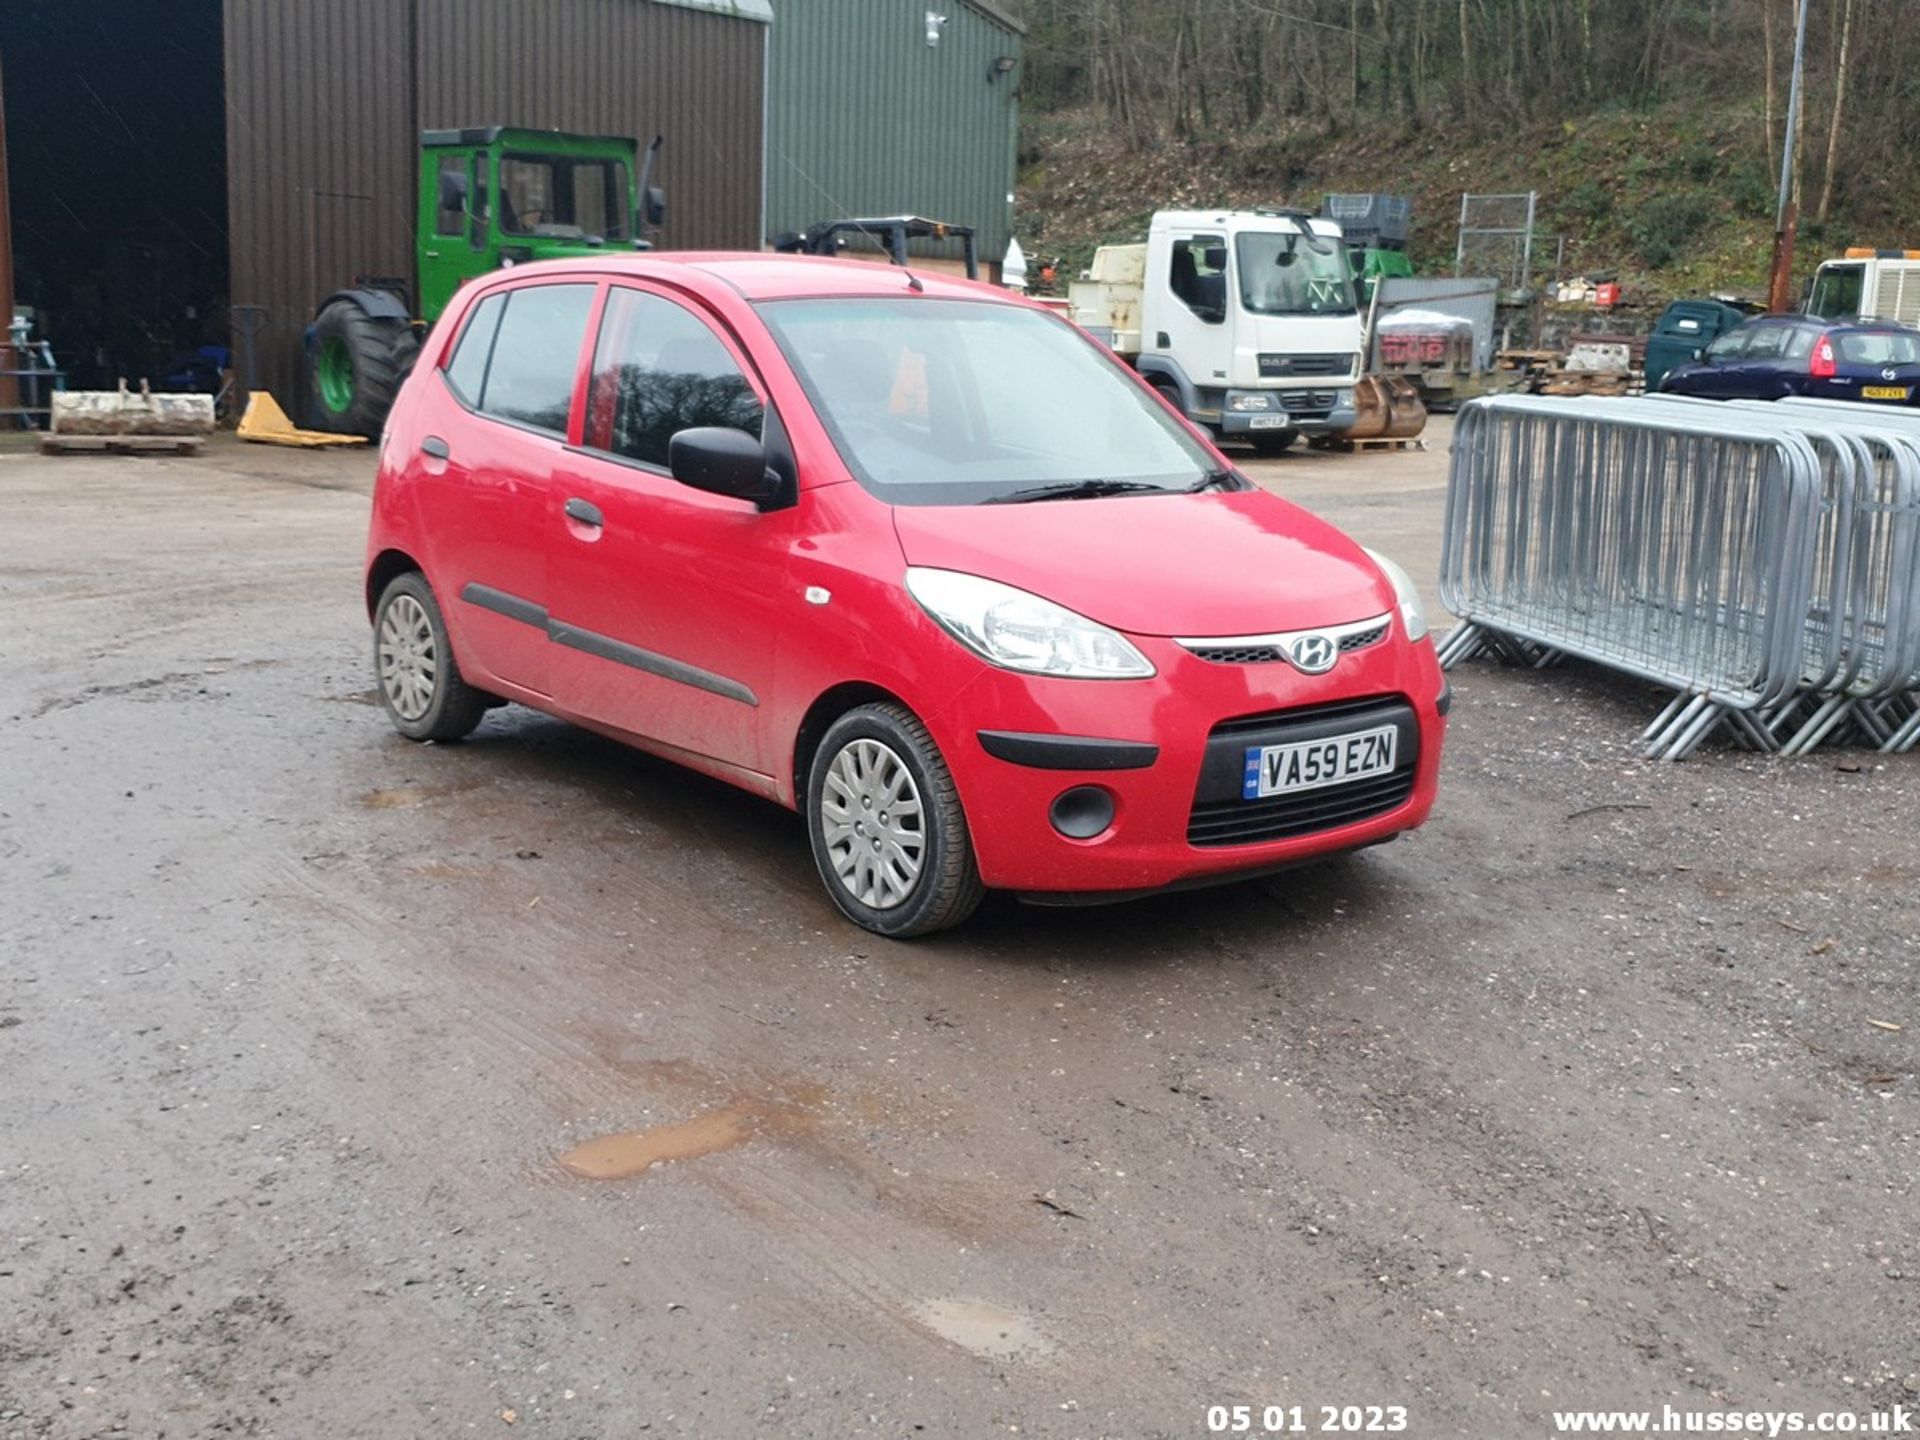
(1010, 0, 1920, 294)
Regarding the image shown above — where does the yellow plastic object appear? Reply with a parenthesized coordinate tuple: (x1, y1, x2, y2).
(237, 392, 368, 447)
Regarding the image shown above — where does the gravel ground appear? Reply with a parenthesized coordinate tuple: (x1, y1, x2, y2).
(1, 426, 1914, 1439)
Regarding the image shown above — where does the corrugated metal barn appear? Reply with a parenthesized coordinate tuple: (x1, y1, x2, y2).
(225, 0, 771, 411)
(765, 0, 1023, 274)
(1, 0, 1026, 414)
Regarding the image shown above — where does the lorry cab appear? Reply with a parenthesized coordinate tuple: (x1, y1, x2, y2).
(1805, 249, 1920, 327)
(1070, 210, 1364, 453)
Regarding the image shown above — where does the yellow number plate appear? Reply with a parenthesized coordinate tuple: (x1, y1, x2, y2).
(1861, 385, 1909, 400)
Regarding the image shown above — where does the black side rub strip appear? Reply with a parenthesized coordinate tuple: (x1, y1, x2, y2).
(460, 583, 757, 707)
(977, 731, 1160, 771)
(548, 622, 758, 707)
(462, 582, 547, 629)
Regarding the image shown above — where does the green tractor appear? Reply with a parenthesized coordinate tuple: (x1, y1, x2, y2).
(309, 126, 665, 436)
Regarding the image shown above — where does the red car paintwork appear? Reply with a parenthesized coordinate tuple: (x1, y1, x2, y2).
(367, 253, 1446, 898)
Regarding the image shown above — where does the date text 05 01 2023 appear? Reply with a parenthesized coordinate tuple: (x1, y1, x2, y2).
(1205, 1405, 1410, 1434)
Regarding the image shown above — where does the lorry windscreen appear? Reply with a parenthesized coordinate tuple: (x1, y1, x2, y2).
(1806, 264, 1864, 320)
(1235, 234, 1357, 316)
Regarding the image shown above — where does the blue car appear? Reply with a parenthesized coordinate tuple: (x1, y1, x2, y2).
(1658, 314, 1920, 405)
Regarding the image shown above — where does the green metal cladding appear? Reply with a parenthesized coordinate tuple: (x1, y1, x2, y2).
(765, 0, 1023, 265)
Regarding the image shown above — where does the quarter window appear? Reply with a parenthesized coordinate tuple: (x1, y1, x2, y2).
(443, 292, 504, 406)
(585, 289, 764, 469)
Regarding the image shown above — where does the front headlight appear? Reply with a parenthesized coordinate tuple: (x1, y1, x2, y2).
(1227, 392, 1276, 412)
(1363, 547, 1429, 642)
(904, 568, 1156, 679)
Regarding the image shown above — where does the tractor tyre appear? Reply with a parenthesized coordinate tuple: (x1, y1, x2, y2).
(310, 300, 417, 438)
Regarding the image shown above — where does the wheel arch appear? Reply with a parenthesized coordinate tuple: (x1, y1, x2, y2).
(366, 548, 424, 620)
(317, 286, 412, 325)
(790, 680, 915, 805)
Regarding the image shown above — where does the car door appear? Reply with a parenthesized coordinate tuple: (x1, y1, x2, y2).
(1149, 231, 1230, 393)
(411, 280, 596, 696)
(1735, 321, 1792, 397)
(546, 283, 792, 775)
(1683, 327, 1751, 397)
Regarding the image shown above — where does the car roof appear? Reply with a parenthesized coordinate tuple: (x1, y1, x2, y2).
(474, 251, 1014, 305)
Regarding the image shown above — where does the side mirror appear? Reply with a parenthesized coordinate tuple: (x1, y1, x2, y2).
(644, 186, 667, 228)
(439, 169, 470, 214)
(669, 427, 780, 506)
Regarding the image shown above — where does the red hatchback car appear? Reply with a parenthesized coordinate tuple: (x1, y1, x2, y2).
(365, 254, 1447, 936)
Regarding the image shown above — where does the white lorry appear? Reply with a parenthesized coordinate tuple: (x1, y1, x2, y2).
(1068, 209, 1364, 452)
(1805, 249, 1920, 326)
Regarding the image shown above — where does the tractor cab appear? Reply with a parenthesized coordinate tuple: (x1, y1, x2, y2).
(418, 127, 666, 319)
(308, 125, 664, 437)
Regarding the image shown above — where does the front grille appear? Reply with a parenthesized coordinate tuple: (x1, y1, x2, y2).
(1186, 622, 1387, 666)
(1278, 389, 1340, 413)
(1189, 694, 1417, 846)
(1188, 643, 1287, 664)
(1259, 353, 1350, 377)
(1211, 694, 1398, 738)
(1189, 768, 1415, 846)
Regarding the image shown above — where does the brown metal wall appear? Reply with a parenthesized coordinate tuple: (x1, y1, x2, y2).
(414, 0, 765, 253)
(225, 0, 765, 415)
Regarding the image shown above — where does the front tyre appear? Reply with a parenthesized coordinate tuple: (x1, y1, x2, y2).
(373, 573, 490, 742)
(807, 703, 984, 938)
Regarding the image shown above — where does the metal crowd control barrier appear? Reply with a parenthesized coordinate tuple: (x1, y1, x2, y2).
(1438, 393, 1920, 758)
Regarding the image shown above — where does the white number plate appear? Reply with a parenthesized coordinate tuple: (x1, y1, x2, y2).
(1246, 414, 1288, 430)
(1243, 725, 1397, 799)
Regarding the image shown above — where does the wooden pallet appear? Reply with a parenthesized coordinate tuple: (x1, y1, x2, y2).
(38, 433, 205, 455)
(1311, 435, 1430, 453)
(1539, 370, 1631, 398)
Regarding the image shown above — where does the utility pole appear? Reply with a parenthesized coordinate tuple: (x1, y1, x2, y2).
(1766, 0, 1810, 313)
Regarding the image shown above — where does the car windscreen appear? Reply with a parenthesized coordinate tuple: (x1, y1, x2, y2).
(1235, 233, 1357, 316)
(1836, 330, 1920, 365)
(755, 297, 1223, 505)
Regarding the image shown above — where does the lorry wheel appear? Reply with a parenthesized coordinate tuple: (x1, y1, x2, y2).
(311, 300, 417, 438)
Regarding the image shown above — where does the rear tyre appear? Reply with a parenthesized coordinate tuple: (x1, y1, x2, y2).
(1248, 431, 1299, 455)
(806, 703, 984, 938)
(310, 300, 417, 437)
(373, 573, 490, 742)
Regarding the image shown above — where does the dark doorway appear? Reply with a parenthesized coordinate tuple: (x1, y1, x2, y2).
(0, 1, 226, 392)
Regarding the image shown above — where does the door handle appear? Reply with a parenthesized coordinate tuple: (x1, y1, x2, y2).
(421, 436, 450, 460)
(564, 497, 604, 528)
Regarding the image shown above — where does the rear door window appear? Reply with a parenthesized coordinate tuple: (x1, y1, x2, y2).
(469, 283, 597, 434)
(1705, 330, 1749, 361)
(1743, 325, 1790, 361)
(584, 288, 764, 469)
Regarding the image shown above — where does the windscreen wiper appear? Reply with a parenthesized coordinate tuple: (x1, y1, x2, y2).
(1186, 469, 1238, 492)
(982, 479, 1180, 505)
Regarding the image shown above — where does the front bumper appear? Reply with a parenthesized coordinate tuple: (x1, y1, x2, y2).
(1217, 387, 1359, 436)
(926, 627, 1448, 895)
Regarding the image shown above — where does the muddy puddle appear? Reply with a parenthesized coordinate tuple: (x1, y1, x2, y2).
(559, 1087, 824, 1181)
(914, 1298, 1054, 1361)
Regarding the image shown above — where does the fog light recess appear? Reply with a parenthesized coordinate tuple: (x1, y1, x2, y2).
(1049, 785, 1115, 839)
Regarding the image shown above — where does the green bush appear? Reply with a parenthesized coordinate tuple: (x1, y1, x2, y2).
(1629, 194, 1713, 269)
